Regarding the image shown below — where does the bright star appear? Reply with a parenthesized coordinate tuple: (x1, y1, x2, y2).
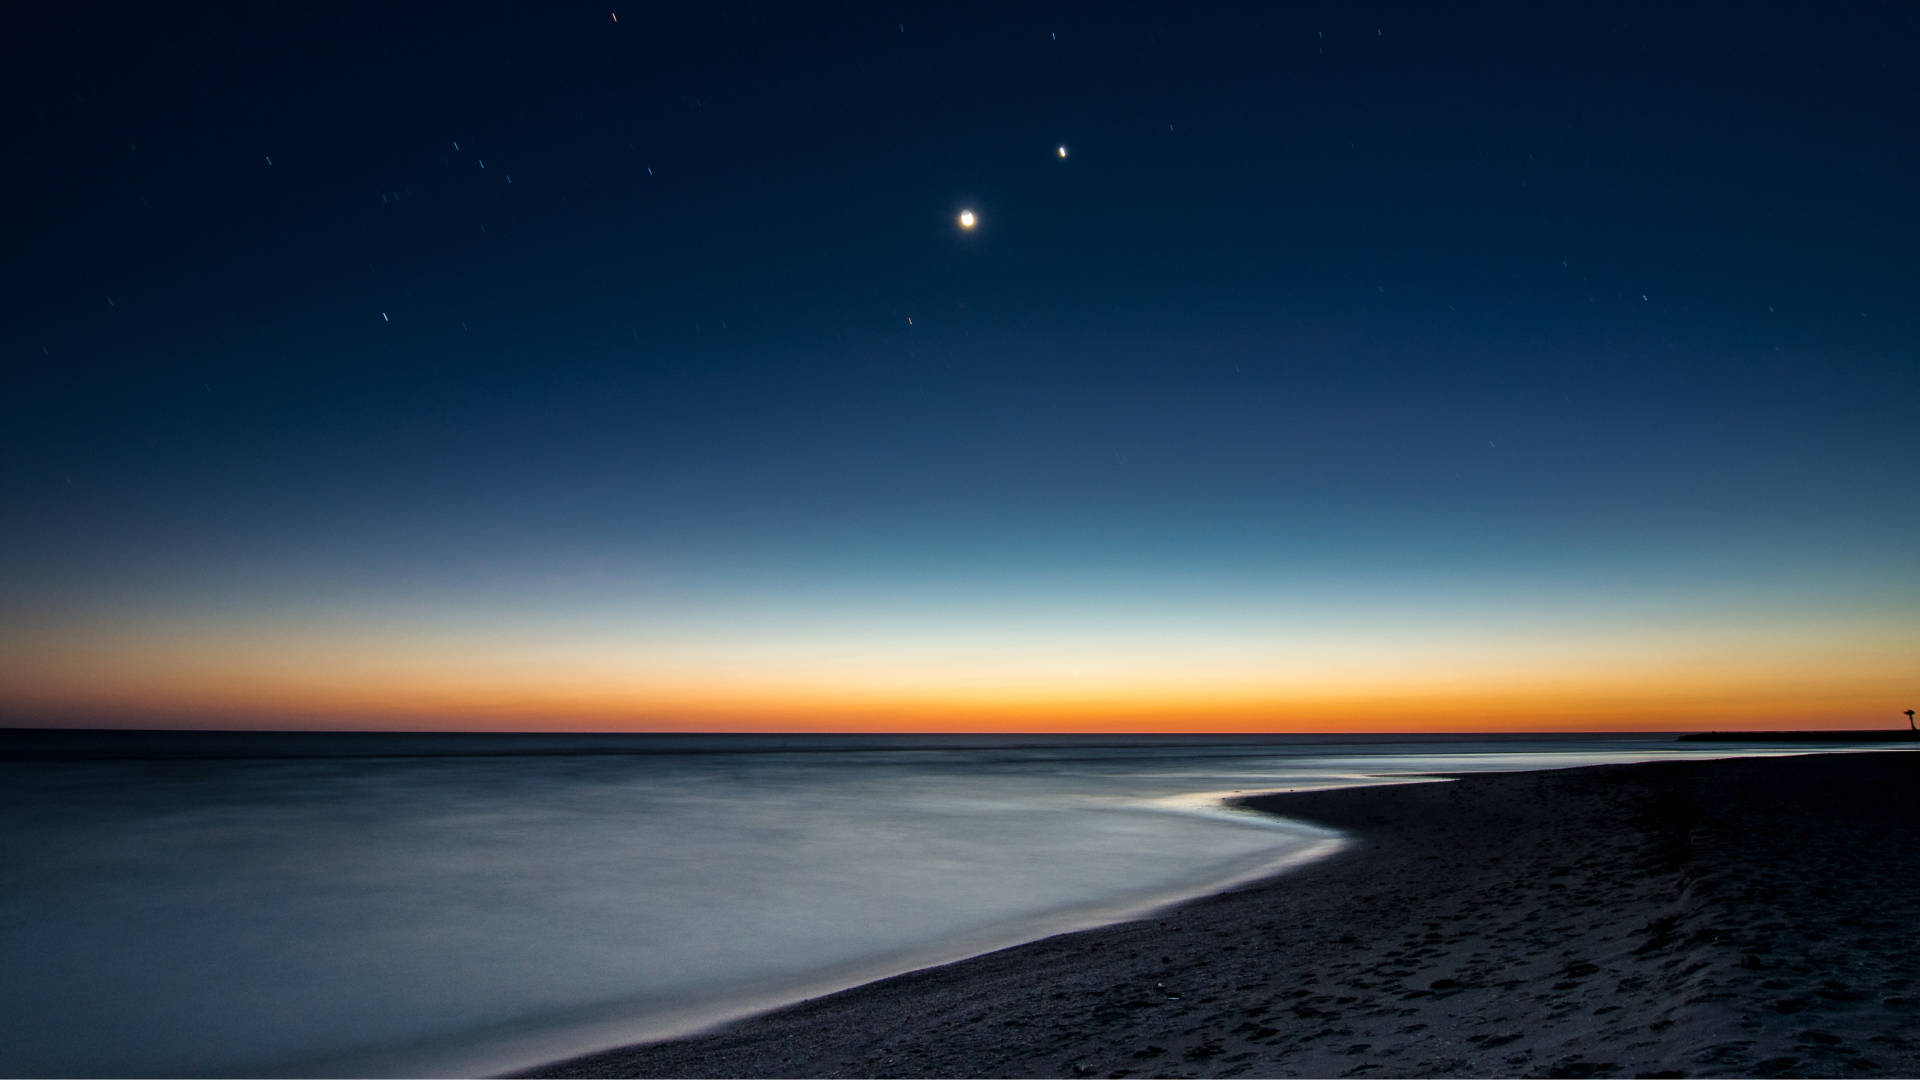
(958, 210, 976, 229)
(1057, 146, 1067, 158)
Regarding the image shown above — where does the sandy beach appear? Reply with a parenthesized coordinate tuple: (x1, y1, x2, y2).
(523, 751, 1920, 1079)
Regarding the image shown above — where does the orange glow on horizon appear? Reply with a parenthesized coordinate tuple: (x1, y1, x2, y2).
(4, 674, 1909, 734)
(5, 602, 1913, 734)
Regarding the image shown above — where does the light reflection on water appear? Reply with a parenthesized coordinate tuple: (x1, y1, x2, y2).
(0, 733, 1859, 1076)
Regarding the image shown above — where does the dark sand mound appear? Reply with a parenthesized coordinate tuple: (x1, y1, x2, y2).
(524, 752, 1920, 1078)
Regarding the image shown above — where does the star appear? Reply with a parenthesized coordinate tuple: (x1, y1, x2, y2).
(958, 210, 976, 229)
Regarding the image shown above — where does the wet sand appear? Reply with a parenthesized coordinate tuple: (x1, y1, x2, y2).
(523, 752, 1920, 1078)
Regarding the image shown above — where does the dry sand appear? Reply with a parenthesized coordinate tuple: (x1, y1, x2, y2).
(522, 752, 1920, 1078)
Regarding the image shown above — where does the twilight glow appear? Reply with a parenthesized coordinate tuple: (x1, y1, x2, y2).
(3, 6, 1914, 733)
(5, 509, 1914, 730)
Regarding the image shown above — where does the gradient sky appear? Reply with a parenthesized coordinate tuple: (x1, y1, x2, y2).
(3, 2, 1915, 731)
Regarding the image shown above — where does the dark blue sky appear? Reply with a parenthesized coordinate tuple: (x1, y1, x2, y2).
(3, 2, 1914, 729)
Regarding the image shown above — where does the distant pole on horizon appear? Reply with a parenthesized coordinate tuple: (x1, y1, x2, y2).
(1908, 708, 1916, 732)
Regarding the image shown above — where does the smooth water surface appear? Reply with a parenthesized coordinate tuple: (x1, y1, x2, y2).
(0, 732, 1844, 1076)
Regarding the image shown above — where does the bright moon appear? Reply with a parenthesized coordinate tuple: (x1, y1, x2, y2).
(1058, 146, 1067, 158)
(958, 210, 976, 228)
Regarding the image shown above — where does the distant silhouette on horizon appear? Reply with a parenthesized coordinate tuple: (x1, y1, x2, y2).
(1908, 708, 1916, 732)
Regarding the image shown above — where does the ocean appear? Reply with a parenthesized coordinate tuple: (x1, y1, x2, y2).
(0, 731, 1835, 1076)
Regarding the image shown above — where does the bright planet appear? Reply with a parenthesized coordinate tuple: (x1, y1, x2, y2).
(958, 209, 976, 228)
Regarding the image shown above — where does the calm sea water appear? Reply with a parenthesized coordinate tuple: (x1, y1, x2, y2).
(0, 732, 1839, 1076)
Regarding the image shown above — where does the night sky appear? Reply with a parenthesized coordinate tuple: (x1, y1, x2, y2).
(4, 2, 1915, 730)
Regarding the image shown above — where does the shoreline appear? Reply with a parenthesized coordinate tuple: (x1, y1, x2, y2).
(524, 751, 1920, 1078)
(352, 832, 1350, 1079)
